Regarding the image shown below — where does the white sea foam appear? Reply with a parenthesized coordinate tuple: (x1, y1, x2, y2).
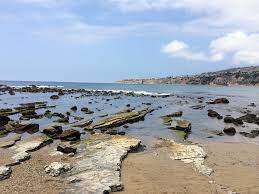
(88, 89, 171, 96)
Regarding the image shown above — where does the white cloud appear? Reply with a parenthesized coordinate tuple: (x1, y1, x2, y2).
(161, 40, 219, 62)
(163, 31, 259, 65)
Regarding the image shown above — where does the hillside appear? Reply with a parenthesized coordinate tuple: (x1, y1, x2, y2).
(116, 66, 259, 86)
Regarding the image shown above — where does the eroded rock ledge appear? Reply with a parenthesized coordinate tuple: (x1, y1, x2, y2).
(65, 133, 141, 194)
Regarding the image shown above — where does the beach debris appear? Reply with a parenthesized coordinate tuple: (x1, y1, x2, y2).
(45, 162, 72, 177)
(0, 166, 12, 181)
(65, 133, 141, 194)
(155, 138, 213, 176)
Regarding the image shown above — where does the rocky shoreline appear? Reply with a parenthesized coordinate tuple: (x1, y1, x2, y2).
(0, 84, 259, 193)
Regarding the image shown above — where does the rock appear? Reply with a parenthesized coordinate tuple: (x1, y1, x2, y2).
(160, 116, 172, 126)
(126, 104, 131, 107)
(238, 114, 259, 125)
(73, 119, 93, 128)
(60, 129, 81, 141)
(0, 134, 21, 148)
(155, 138, 213, 176)
(54, 117, 69, 123)
(15, 135, 53, 152)
(208, 109, 222, 119)
(11, 151, 31, 164)
(50, 95, 59, 100)
(165, 111, 183, 117)
(224, 117, 243, 125)
(65, 134, 141, 194)
(85, 109, 152, 130)
(8, 90, 15, 95)
(239, 130, 259, 138)
(190, 105, 205, 110)
(223, 127, 236, 136)
(106, 130, 118, 135)
(42, 126, 63, 138)
(0, 166, 12, 181)
(71, 106, 77, 111)
(170, 119, 192, 133)
(57, 143, 77, 154)
(74, 116, 83, 121)
(15, 123, 39, 134)
(118, 131, 126, 135)
(248, 103, 256, 107)
(81, 107, 94, 114)
(0, 115, 10, 126)
(208, 98, 229, 104)
(45, 162, 72, 177)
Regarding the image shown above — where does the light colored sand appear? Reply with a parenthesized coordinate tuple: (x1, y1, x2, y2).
(117, 143, 259, 194)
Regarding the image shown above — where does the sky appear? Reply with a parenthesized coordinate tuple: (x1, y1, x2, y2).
(1, 0, 259, 82)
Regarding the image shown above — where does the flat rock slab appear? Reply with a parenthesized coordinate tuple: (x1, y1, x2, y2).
(85, 109, 151, 130)
(156, 139, 213, 176)
(12, 135, 53, 153)
(0, 134, 21, 148)
(65, 133, 141, 194)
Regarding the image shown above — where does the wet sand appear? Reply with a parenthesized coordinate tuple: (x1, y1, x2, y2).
(118, 143, 259, 194)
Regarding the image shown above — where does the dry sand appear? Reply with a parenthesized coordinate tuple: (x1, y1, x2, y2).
(117, 143, 259, 194)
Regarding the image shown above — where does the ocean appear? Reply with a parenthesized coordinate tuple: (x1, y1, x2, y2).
(1, 80, 259, 146)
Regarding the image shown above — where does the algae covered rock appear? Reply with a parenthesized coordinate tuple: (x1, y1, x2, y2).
(85, 109, 152, 130)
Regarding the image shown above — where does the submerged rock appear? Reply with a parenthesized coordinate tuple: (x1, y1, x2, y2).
(238, 114, 259, 125)
(224, 117, 243, 125)
(0, 166, 12, 181)
(85, 109, 152, 130)
(45, 162, 72, 177)
(71, 106, 77, 111)
(50, 95, 59, 100)
(65, 134, 141, 194)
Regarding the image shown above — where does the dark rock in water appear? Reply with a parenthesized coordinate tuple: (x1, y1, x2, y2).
(165, 111, 183, 117)
(71, 106, 77, 111)
(57, 144, 77, 154)
(123, 125, 129, 129)
(54, 117, 69, 123)
(223, 127, 236, 136)
(0, 115, 10, 126)
(50, 95, 59, 100)
(8, 90, 15, 95)
(190, 105, 205, 110)
(81, 107, 94, 114)
(238, 114, 259, 125)
(224, 117, 243, 125)
(43, 126, 63, 138)
(58, 91, 64, 96)
(248, 103, 256, 107)
(66, 112, 71, 116)
(208, 109, 222, 119)
(106, 130, 118, 135)
(126, 104, 131, 107)
(239, 130, 259, 138)
(60, 129, 81, 141)
(118, 131, 126, 135)
(208, 98, 229, 104)
(73, 119, 93, 128)
(52, 113, 66, 118)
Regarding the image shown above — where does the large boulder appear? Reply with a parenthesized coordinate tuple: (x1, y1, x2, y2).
(60, 129, 81, 141)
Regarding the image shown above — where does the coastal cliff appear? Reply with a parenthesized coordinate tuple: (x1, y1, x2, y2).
(116, 66, 259, 86)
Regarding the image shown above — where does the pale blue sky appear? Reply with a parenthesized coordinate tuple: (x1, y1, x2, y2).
(1, 0, 259, 82)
